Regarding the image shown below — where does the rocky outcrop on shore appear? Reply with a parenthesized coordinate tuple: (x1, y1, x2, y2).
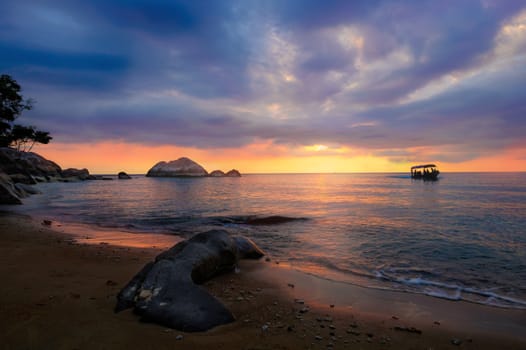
(0, 147, 61, 184)
(146, 157, 241, 178)
(115, 229, 264, 331)
(62, 168, 91, 181)
(0, 147, 101, 204)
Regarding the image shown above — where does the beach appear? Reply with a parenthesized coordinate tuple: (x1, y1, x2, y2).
(1, 213, 525, 350)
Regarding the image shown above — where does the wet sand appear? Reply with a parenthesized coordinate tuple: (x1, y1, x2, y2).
(1, 213, 525, 349)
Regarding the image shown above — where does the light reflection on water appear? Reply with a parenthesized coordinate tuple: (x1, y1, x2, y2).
(14, 172, 526, 309)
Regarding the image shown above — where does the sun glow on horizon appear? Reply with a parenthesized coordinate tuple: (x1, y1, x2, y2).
(31, 141, 526, 175)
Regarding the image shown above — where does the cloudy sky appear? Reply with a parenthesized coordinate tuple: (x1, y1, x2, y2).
(1, 0, 525, 173)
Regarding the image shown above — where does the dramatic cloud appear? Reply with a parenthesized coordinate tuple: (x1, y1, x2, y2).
(1, 0, 525, 164)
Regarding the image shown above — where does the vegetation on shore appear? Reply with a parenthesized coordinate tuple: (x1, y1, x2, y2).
(0, 74, 52, 151)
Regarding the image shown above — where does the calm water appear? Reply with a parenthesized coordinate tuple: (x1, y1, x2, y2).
(12, 172, 526, 309)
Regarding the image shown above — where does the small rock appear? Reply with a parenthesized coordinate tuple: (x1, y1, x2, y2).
(295, 299, 305, 304)
(329, 325, 336, 330)
(330, 304, 335, 308)
(315, 335, 323, 341)
(176, 334, 183, 340)
(287, 283, 295, 288)
(42, 220, 52, 226)
(105, 280, 118, 286)
(451, 338, 462, 346)
(299, 307, 309, 313)
(261, 324, 269, 332)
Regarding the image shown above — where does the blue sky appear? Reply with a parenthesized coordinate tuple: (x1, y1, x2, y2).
(1, 0, 525, 171)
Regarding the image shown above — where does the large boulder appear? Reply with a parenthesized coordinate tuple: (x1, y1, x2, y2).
(61, 168, 90, 180)
(115, 230, 264, 331)
(0, 147, 62, 180)
(0, 171, 23, 204)
(146, 157, 208, 177)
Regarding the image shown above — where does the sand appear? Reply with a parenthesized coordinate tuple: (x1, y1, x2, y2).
(1, 212, 525, 349)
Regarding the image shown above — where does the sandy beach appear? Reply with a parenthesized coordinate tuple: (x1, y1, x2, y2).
(1, 212, 525, 350)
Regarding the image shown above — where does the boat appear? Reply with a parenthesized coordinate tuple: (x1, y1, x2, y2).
(411, 164, 439, 181)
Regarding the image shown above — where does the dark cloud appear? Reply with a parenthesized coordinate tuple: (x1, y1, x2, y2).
(1, 0, 525, 164)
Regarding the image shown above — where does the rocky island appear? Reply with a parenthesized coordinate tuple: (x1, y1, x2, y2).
(146, 157, 241, 178)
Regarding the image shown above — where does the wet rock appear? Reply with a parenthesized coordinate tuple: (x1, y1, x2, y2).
(0, 171, 23, 204)
(115, 230, 265, 332)
(244, 215, 307, 225)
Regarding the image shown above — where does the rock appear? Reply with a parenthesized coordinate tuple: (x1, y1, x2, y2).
(0, 171, 23, 204)
(451, 338, 462, 346)
(118, 171, 132, 179)
(115, 230, 265, 331)
(8, 173, 38, 185)
(209, 170, 226, 177)
(225, 169, 241, 177)
(61, 168, 91, 180)
(15, 182, 41, 195)
(146, 157, 208, 177)
(0, 147, 62, 180)
(244, 216, 307, 225)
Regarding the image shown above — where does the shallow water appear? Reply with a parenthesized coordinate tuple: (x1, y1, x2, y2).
(13, 172, 526, 309)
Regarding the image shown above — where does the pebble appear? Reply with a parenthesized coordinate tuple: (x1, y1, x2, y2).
(176, 335, 183, 340)
(393, 326, 422, 334)
(329, 324, 336, 330)
(451, 338, 462, 346)
(261, 324, 269, 332)
(299, 307, 309, 313)
(315, 335, 323, 341)
(295, 299, 305, 304)
(287, 283, 295, 288)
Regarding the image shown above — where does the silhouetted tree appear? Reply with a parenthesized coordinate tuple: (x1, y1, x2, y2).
(0, 74, 52, 149)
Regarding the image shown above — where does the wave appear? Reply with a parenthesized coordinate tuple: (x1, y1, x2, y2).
(375, 270, 526, 309)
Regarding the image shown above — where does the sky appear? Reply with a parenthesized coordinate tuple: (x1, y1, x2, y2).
(1, 0, 526, 173)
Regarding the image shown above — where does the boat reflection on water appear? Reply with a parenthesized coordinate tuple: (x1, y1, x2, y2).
(411, 164, 440, 181)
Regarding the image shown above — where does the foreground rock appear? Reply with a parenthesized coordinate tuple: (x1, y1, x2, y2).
(0, 171, 23, 204)
(115, 230, 264, 331)
(146, 157, 208, 177)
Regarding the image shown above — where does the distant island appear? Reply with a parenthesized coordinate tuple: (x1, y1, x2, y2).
(146, 157, 241, 178)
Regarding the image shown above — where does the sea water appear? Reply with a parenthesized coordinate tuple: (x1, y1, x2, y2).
(12, 172, 526, 309)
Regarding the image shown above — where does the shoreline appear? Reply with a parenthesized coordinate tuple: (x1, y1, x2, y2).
(1, 212, 525, 349)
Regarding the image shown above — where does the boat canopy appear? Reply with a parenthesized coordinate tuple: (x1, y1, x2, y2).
(411, 164, 437, 170)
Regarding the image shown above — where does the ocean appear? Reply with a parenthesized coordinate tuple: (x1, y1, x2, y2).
(11, 172, 526, 309)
